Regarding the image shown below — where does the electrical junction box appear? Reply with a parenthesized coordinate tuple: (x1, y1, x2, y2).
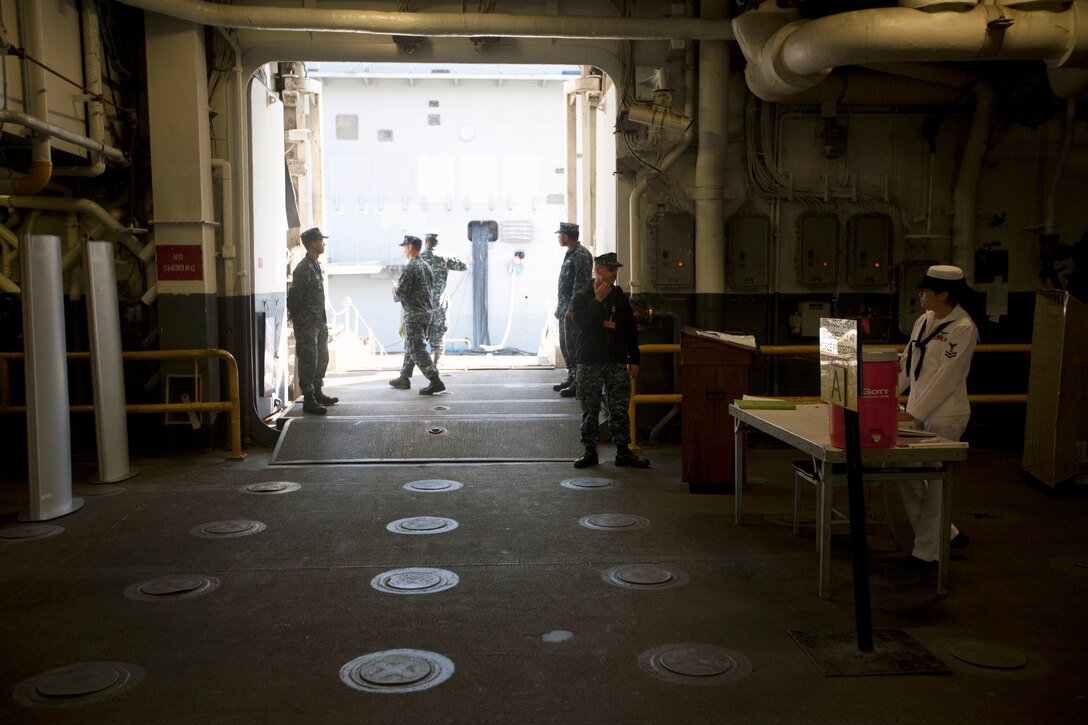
(726, 215, 770, 289)
(800, 302, 831, 338)
(898, 260, 937, 334)
(652, 213, 694, 288)
(797, 213, 838, 287)
(847, 213, 892, 288)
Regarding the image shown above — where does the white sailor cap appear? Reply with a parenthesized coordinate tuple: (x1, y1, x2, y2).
(917, 264, 966, 291)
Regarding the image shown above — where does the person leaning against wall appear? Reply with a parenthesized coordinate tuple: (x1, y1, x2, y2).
(897, 264, 978, 567)
(286, 227, 338, 415)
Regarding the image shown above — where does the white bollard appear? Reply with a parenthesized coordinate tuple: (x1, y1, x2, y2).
(85, 240, 138, 483)
(22, 234, 83, 520)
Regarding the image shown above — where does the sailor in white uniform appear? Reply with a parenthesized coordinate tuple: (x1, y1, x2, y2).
(898, 264, 978, 565)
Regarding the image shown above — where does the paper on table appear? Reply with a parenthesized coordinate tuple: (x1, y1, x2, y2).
(689, 328, 759, 350)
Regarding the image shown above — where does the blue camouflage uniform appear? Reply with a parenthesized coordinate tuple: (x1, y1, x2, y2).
(402, 247, 468, 376)
(395, 256, 438, 379)
(570, 280, 641, 448)
(287, 254, 328, 398)
(556, 242, 594, 378)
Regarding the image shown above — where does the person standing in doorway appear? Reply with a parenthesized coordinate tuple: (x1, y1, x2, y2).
(287, 227, 338, 415)
(570, 252, 650, 469)
(554, 222, 594, 398)
(898, 264, 978, 566)
(389, 235, 446, 395)
(400, 232, 468, 378)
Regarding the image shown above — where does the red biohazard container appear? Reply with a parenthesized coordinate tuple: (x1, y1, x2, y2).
(828, 348, 900, 449)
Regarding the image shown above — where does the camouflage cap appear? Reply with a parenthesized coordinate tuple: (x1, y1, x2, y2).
(555, 222, 579, 235)
(300, 227, 328, 243)
(400, 235, 423, 247)
(425, 233, 438, 241)
(595, 251, 623, 268)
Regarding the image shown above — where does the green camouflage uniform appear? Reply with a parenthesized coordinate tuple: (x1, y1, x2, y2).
(287, 255, 328, 396)
(395, 256, 438, 379)
(403, 248, 467, 375)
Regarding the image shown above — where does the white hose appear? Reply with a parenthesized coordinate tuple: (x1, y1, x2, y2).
(481, 267, 518, 351)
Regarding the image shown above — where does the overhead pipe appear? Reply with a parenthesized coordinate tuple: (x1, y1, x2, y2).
(0, 114, 126, 166)
(0, 196, 153, 263)
(1043, 97, 1077, 235)
(693, 0, 729, 328)
(734, 3, 1088, 102)
(1, 0, 52, 195)
(117, 0, 735, 39)
(55, 0, 112, 177)
(626, 54, 697, 294)
(951, 80, 994, 280)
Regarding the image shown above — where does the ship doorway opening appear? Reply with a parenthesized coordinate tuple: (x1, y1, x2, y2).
(256, 62, 617, 417)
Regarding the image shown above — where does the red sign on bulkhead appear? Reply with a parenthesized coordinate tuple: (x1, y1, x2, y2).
(157, 245, 203, 281)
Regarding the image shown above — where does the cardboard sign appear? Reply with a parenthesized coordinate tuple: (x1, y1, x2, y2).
(157, 245, 203, 281)
(819, 318, 859, 411)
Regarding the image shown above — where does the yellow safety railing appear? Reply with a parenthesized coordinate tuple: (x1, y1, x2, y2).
(0, 348, 245, 460)
(628, 342, 1032, 448)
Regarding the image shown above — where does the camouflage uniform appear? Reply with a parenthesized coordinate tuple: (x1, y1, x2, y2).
(402, 248, 467, 375)
(556, 242, 594, 377)
(395, 256, 438, 379)
(287, 255, 328, 397)
(570, 281, 641, 448)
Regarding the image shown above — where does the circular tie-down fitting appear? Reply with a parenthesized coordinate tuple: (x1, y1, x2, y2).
(240, 481, 301, 495)
(561, 477, 619, 491)
(639, 643, 753, 686)
(602, 563, 689, 591)
(579, 513, 650, 532)
(190, 520, 267, 539)
(426, 426, 447, 436)
(124, 574, 220, 602)
(386, 516, 459, 535)
(0, 524, 64, 541)
(431, 405, 450, 411)
(14, 661, 145, 708)
(925, 638, 1050, 680)
(371, 567, 459, 595)
(403, 479, 464, 493)
(339, 649, 454, 694)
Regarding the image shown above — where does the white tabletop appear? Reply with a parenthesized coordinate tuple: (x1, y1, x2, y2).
(728, 403, 969, 464)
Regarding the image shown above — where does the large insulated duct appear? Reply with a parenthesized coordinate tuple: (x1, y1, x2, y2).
(118, 0, 734, 39)
(734, 2, 1088, 102)
(1, 0, 52, 194)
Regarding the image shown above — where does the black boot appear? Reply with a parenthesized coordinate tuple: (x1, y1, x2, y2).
(302, 395, 327, 415)
(419, 376, 446, 395)
(314, 388, 339, 406)
(553, 375, 574, 392)
(615, 445, 650, 468)
(389, 376, 411, 390)
(559, 384, 577, 398)
(573, 447, 598, 468)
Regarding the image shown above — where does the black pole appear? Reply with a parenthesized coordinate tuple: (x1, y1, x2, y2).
(844, 378, 874, 652)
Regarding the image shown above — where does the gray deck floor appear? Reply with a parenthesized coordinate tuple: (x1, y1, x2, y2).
(1, 368, 1085, 723)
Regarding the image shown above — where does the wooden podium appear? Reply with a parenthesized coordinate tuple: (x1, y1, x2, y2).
(681, 328, 756, 492)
